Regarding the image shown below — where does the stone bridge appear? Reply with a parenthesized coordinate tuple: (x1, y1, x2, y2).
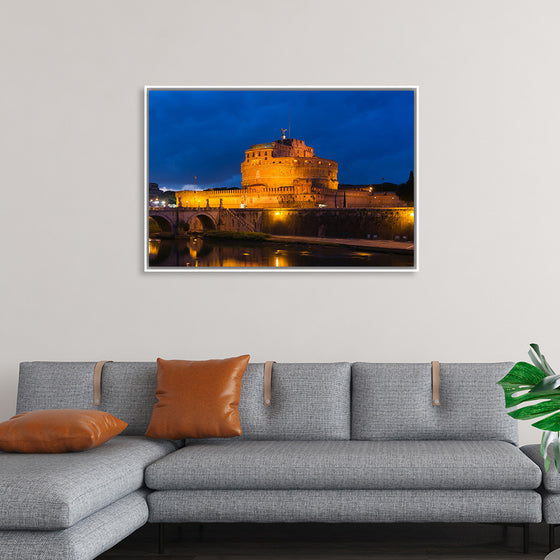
(149, 206, 415, 241)
(149, 207, 264, 235)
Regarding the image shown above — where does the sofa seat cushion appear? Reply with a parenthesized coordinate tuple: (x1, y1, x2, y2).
(0, 490, 149, 560)
(145, 440, 541, 491)
(0, 436, 177, 530)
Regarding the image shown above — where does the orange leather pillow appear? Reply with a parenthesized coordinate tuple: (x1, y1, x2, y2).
(0, 409, 127, 453)
(145, 355, 250, 439)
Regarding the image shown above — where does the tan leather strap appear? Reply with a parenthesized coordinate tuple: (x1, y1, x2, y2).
(93, 361, 113, 406)
(264, 361, 275, 406)
(432, 361, 440, 406)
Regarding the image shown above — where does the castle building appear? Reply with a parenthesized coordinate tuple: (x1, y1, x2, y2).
(175, 134, 404, 209)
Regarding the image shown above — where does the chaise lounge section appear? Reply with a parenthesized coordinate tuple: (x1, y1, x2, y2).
(0, 362, 177, 560)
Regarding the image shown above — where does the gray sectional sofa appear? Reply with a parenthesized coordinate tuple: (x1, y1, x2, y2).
(0, 361, 545, 559)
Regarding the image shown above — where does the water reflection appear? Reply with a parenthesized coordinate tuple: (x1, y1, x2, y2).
(149, 236, 413, 268)
(186, 237, 213, 259)
(149, 239, 160, 257)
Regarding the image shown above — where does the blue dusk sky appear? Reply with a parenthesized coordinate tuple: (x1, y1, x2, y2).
(148, 89, 415, 191)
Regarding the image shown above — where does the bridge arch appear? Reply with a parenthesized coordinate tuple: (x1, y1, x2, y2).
(188, 213, 217, 232)
(149, 215, 174, 236)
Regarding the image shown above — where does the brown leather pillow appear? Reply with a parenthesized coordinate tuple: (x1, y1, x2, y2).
(0, 409, 127, 453)
(145, 355, 250, 439)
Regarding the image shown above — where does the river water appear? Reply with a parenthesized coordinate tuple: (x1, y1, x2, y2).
(149, 236, 413, 269)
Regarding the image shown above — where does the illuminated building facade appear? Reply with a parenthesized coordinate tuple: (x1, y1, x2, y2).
(175, 135, 405, 209)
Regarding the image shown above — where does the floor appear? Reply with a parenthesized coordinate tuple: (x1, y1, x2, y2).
(100, 522, 552, 559)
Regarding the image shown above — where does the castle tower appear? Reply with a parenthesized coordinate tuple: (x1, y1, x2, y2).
(241, 137, 338, 192)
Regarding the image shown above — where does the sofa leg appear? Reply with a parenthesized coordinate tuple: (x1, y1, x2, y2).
(550, 524, 557, 553)
(158, 523, 165, 554)
(523, 523, 529, 554)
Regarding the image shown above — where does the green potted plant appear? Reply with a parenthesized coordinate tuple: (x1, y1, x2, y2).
(498, 344, 560, 472)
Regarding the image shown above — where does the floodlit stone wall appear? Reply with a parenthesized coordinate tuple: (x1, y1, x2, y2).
(174, 137, 407, 209)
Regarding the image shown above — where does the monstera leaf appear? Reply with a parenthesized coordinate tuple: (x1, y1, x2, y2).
(497, 344, 560, 472)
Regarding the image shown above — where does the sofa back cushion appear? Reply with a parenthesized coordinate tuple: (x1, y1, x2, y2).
(17, 362, 95, 412)
(17, 361, 351, 440)
(237, 362, 351, 440)
(17, 362, 158, 436)
(351, 362, 517, 444)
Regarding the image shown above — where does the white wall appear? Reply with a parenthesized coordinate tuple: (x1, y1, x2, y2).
(1, 0, 558, 445)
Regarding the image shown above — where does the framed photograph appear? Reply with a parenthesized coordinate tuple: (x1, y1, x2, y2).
(145, 86, 417, 271)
